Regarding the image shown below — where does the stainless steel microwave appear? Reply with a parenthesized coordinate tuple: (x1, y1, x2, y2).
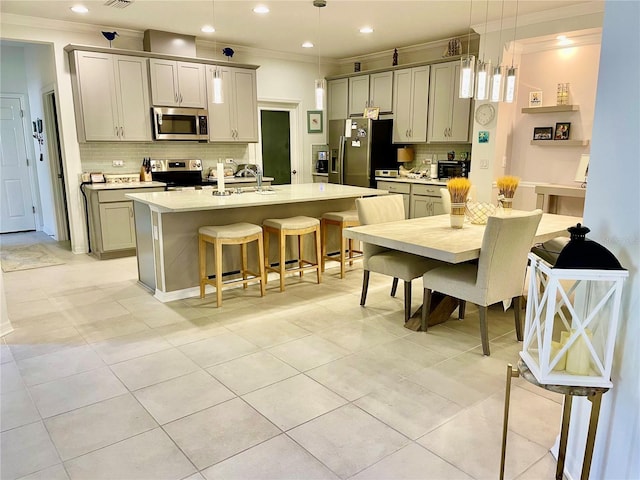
(152, 107, 208, 141)
(437, 160, 471, 179)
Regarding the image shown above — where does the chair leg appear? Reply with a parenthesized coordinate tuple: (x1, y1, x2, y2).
(257, 234, 266, 297)
(403, 281, 411, 323)
(339, 224, 347, 279)
(390, 278, 399, 297)
(241, 243, 248, 289)
(314, 225, 322, 284)
(298, 234, 303, 277)
(198, 235, 206, 298)
(459, 300, 466, 319)
(320, 218, 327, 273)
(479, 305, 490, 355)
(421, 288, 432, 332)
(279, 230, 286, 292)
(513, 296, 523, 341)
(360, 270, 370, 306)
(215, 240, 223, 307)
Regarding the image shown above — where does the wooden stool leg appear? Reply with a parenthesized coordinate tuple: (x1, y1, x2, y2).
(257, 234, 266, 297)
(298, 233, 304, 277)
(348, 238, 355, 266)
(279, 230, 286, 292)
(215, 240, 223, 307)
(339, 222, 346, 279)
(321, 219, 327, 273)
(264, 227, 271, 276)
(241, 243, 248, 289)
(198, 234, 207, 298)
(315, 225, 322, 284)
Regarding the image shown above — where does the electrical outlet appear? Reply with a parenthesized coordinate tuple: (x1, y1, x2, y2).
(225, 158, 235, 164)
(112, 160, 124, 167)
(480, 159, 489, 169)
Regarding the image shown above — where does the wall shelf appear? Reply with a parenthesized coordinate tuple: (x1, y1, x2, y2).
(521, 105, 580, 114)
(530, 139, 590, 146)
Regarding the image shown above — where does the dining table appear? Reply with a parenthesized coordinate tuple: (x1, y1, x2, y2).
(343, 211, 582, 330)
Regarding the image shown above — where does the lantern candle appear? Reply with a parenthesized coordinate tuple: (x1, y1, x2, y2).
(561, 329, 593, 375)
(217, 163, 225, 194)
(549, 340, 567, 371)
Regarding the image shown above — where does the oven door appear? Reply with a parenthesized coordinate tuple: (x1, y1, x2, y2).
(153, 107, 208, 140)
(438, 161, 463, 180)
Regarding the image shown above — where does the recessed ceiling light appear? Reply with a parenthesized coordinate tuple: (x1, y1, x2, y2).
(201, 25, 215, 33)
(302, 41, 314, 48)
(253, 5, 269, 14)
(556, 35, 573, 46)
(70, 5, 89, 13)
(359, 26, 374, 34)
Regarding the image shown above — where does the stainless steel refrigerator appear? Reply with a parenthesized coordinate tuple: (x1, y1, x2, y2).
(328, 118, 397, 188)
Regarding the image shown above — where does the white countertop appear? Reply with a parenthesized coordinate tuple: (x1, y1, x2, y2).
(84, 181, 166, 191)
(375, 177, 447, 186)
(127, 183, 384, 213)
(205, 176, 275, 184)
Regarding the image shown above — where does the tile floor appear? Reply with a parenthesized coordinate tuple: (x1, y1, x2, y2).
(1, 232, 564, 480)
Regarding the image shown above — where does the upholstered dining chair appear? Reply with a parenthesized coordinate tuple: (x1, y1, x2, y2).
(421, 210, 543, 355)
(356, 194, 443, 322)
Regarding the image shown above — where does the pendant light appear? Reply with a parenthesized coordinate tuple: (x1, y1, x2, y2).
(459, 0, 475, 99)
(504, 0, 519, 104)
(313, 0, 326, 110)
(474, 0, 492, 100)
(490, 0, 506, 103)
(210, 0, 223, 104)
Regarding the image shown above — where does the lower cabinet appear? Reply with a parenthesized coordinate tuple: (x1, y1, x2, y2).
(377, 180, 411, 218)
(410, 184, 445, 218)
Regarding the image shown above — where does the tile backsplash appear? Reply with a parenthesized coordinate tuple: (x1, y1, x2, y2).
(403, 143, 472, 170)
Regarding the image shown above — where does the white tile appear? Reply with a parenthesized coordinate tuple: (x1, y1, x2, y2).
(45, 394, 157, 460)
(29, 367, 127, 418)
(288, 404, 410, 479)
(133, 370, 235, 425)
(1, 361, 25, 393)
(515, 452, 559, 479)
(110, 348, 199, 390)
(243, 374, 347, 430)
(178, 331, 259, 368)
(64, 428, 195, 480)
(350, 443, 472, 479)
(233, 318, 311, 348)
(0, 422, 60, 480)
(267, 335, 350, 371)
(207, 351, 298, 395)
(91, 330, 173, 365)
(405, 324, 482, 357)
(315, 322, 401, 353)
(202, 434, 339, 480)
(1, 341, 14, 364)
(1, 387, 41, 432)
(353, 338, 448, 377)
(17, 345, 104, 386)
(6, 326, 86, 362)
(152, 319, 228, 347)
(16, 463, 69, 480)
(74, 314, 150, 343)
(64, 300, 131, 325)
(163, 398, 280, 470)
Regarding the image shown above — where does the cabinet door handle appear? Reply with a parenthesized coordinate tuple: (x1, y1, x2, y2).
(175, 92, 179, 103)
(115, 126, 119, 137)
(179, 93, 183, 104)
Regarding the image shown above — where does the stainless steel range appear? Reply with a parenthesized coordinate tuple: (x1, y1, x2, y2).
(150, 159, 203, 189)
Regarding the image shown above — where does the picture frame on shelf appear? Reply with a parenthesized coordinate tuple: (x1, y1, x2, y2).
(363, 106, 380, 120)
(307, 110, 323, 134)
(529, 91, 543, 107)
(533, 127, 553, 140)
(555, 122, 571, 140)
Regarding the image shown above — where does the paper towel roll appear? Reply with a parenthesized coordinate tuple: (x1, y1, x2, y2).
(430, 164, 438, 179)
(217, 163, 225, 192)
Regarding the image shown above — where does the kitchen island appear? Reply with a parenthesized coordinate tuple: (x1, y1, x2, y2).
(127, 183, 384, 301)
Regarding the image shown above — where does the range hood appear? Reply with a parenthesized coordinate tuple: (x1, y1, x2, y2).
(143, 30, 197, 57)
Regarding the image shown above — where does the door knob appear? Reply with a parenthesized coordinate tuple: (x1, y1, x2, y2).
(292, 170, 297, 174)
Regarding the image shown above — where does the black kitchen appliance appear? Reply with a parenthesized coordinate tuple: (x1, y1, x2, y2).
(150, 159, 203, 189)
(316, 151, 328, 173)
(152, 107, 208, 141)
(437, 160, 471, 180)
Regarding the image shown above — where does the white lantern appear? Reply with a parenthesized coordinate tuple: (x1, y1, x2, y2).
(521, 224, 628, 387)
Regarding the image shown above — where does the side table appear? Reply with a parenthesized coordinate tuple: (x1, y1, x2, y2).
(500, 359, 609, 480)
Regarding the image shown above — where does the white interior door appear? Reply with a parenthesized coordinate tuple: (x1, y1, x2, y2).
(0, 96, 35, 233)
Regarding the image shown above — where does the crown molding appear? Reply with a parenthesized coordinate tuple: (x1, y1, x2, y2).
(520, 29, 602, 54)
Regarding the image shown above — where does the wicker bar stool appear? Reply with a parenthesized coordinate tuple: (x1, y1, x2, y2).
(198, 222, 266, 307)
(321, 210, 362, 278)
(263, 216, 322, 292)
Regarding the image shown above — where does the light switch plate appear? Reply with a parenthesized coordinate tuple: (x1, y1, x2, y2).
(112, 160, 124, 167)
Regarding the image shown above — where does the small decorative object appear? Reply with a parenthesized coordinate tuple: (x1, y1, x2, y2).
(465, 201, 497, 225)
(447, 151, 455, 161)
(533, 127, 553, 140)
(444, 38, 462, 57)
(447, 178, 471, 228)
(392, 48, 398, 66)
(354, 62, 361, 72)
(363, 107, 379, 120)
(475, 103, 495, 126)
(101, 31, 118, 47)
(307, 110, 323, 133)
(522, 224, 628, 387)
(478, 131, 489, 143)
(222, 47, 234, 60)
(554, 122, 571, 140)
(556, 82, 570, 105)
(496, 175, 519, 213)
(529, 91, 543, 107)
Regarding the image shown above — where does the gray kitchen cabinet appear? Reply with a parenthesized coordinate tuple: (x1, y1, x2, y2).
(207, 65, 258, 142)
(392, 66, 430, 143)
(86, 185, 164, 259)
(409, 183, 445, 218)
(377, 180, 410, 218)
(70, 51, 151, 142)
(328, 78, 348, 120)
(427, 61, 471, 143)
(348, 71, 393, 116)
(149, 59, 206, 108)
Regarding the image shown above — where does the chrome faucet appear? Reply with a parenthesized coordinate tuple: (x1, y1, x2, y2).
(240, 165, 263, 192)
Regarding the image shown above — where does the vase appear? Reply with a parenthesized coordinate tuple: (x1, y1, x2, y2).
(450, 203, 465, 228)
(500, 197, 513, 215)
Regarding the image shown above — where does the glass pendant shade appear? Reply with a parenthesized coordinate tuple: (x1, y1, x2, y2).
(315, 78, 326, 110)
(211, 67, 224, 104)
(475, 60, 492, 101)
(459, 55, 476, 99)
(504, 66, 517, 103)
(490, 65, 506, 103)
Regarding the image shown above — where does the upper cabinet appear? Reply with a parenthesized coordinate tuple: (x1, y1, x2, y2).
(328, 78, 348, 120)
(70, 51, 151, 142)
(348, 71, 393, 116)
(207, 66, 258, 142)
(392, 66, 430, 143)
(427, 61, 471, 143)
(149, 59, 206, 108)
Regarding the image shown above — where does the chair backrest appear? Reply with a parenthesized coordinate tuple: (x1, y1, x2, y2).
(476, 210, 543, 304)
(356, 195, 406, 262)
(440, 189, 451, 214)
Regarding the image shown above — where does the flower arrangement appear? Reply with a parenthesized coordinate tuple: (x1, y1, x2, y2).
(447, 178, 472, 228)
(497, 175, 520, 211)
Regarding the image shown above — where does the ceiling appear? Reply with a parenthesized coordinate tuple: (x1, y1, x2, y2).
(0, 0, 596, 59)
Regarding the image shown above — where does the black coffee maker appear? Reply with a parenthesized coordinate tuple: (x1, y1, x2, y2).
(316, 151, 328, 173)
